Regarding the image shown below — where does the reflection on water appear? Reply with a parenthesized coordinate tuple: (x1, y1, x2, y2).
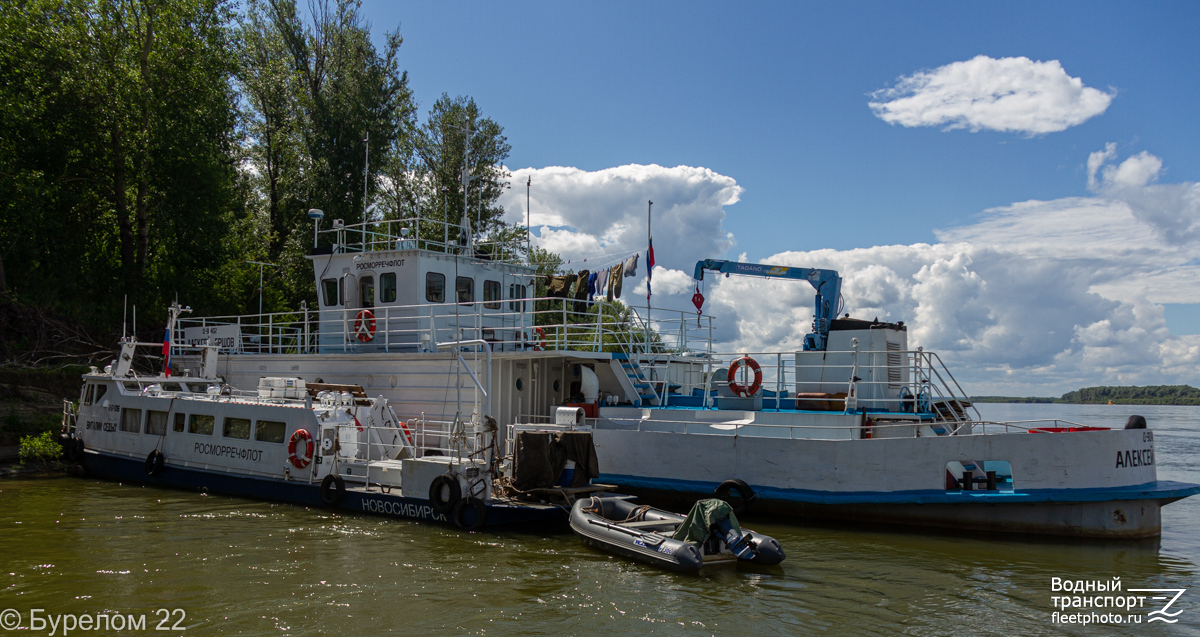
(2, 403, 1197, 635)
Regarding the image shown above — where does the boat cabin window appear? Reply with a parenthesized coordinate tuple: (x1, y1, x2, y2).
(509, 284, 527, 312)
(123, 381, 141, 391)
(162, 382, 183, 392)
(146, 410, 169, 436)
(484, 280, 501, 309)
(188, 414, 215, 435)
(84, 384, 95, 405)
(380, 273, 397, 303)
(223, 417, 251, 440)
(173, 413, 185, 432)
(93, 384, 107, 403)
(254, 420, 286, 443)
(456, 276, 474, 303)
(359, 276, 375, 309)
(120, 408, 142, 433)
(322, 278, 340, 307)
(426, 272, 445, 303)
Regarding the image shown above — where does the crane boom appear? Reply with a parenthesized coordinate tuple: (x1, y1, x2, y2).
(693, 259, 842, 350)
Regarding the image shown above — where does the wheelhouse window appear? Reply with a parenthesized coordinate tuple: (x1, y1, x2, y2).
(380, 272, 397, 303)
(223, 417, 251, 440)
(508, 284, 528, 312)
(322, 278, 340, 307)
(120, 408, 142, 433)
(93, 384, 107, 403)
(426, 272, 445, 303)
(84, 384, 95, 406)
(359, 276, 375, 308)
(456, 276, 474, 303)
(188, 414, 215, 435)
(255, 420, 286, 444)
(483, 280, 501, 309)
(146, 410, 169, 436)
(173, 413, 185, 432)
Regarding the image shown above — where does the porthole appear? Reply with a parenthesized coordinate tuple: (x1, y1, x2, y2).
(553, 380, 561, 392)
(515, 378, 524, 391)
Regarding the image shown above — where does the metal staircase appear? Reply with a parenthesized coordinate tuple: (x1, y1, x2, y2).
(610, 352, 660, 406)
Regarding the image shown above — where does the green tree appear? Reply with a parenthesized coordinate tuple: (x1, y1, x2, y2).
(269, 0, 415, 228)
(407, 94, 511, 245)
(0, 0, 245, 333)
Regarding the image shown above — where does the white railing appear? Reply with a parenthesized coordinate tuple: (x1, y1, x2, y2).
(174, 296, 716, 357)
(594, 414, 1105, 440)
(316, 217, 526, 264)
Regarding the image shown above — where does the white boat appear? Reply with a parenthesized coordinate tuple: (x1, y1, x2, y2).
(60, 334, 599, 529)
(149, 215, 1197, 538)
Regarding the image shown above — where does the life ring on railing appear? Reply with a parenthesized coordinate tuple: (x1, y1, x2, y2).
(533, 326, 547, 351)
(727, 356, 763, 397)
(288, 429, 314, 469)
(354, 309, 377, 342)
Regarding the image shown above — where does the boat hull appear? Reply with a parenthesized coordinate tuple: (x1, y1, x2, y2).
(81, 450, 563, 528)
(592, 424, 1200, 539)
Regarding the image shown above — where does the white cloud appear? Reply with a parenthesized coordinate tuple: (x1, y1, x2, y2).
(869, 55, 1114, 135)
(498, 164, 739, 272)
(509, 147, 1200, 394)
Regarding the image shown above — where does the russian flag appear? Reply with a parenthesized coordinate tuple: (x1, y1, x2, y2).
(162, 327, 172, 377)
(647, 238, 655, 300)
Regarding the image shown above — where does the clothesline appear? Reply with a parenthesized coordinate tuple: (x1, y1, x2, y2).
(562, 247, 642, 271)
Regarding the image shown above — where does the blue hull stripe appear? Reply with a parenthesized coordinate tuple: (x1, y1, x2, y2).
(599, 473, 1200, 505)
(85, 452, 563, 527)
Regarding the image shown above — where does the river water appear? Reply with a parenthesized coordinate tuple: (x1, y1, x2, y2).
(2, 404, 1197, 635)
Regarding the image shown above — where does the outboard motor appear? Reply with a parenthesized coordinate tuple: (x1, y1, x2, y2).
(712, 516, 755, 559)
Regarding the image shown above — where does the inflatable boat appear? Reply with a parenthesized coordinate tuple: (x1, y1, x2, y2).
(569, 496, 784, 573)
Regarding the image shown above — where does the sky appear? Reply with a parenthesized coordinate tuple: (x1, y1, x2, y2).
(355, 1, 1200, 394)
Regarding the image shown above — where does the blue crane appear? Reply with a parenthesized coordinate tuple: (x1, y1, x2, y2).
(693, 259, 843, 351)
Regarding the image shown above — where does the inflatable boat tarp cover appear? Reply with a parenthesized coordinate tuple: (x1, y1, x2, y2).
(672, 499, 741, 544)
(512, 431, 600, 490)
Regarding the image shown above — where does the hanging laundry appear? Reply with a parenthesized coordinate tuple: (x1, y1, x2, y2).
(587, 271, 598, 301)
(611, 262, 624, 299)
(624, 253, 639, 278)
(573, 270, 590, 313)
(546, 274, 576, 298)
(597, 268, 609, 300)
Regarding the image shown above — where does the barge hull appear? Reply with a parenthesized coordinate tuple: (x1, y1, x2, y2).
(82, 450, 562, 528)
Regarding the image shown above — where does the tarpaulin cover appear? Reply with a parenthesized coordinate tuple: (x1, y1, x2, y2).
(671, 498, 742, 545)
(512, 431, 600, 490)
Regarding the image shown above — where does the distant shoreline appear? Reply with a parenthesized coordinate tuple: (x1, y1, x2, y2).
(970, 384, 1200, 406)
(970, 397, 1200, 405)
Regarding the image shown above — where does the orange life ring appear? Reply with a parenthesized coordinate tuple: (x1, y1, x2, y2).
(727, 356, 763, 397)
(534, 326, 547, 351)
(288, 429, 314, 469)
(354, 309, 376, 342)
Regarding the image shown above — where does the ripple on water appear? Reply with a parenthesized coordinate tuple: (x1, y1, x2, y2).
(2, 408, 1198, 635)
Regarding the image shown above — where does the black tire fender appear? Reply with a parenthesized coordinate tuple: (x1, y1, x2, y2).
(452, 496, 488, 531)
(320, 474, 346, 506)
(429, 473, 461, 514)
(715, 478, 756, 514)
(144, 450, 165, 476)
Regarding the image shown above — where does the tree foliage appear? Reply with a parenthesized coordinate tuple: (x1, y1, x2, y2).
(0, 0, 527, 356)
(0, 0, 242, 330)
(1059, 385, 1200, 405)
